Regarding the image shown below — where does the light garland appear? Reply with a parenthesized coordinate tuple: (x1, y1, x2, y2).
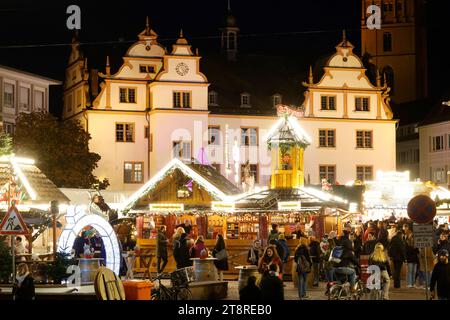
(57, 205, 121, 275)
(225, 124, 231, 178)
(232, 138, 239, 185)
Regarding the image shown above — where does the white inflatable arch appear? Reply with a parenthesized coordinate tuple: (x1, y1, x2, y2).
(57, 205, 121, 275)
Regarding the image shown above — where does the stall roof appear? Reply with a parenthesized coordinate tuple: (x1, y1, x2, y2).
(235, 187, 349, 211)
(0, 157, 69, 205)
(120, 158, 242, 213)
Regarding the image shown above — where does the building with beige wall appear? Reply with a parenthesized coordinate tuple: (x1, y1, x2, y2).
(63, 20, 397, 191)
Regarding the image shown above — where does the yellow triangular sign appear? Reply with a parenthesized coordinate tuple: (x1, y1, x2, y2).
(0, 205, 29, 235)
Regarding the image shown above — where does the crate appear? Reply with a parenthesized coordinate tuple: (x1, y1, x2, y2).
(171, 267, 194, 287)
(122, 280, 153, 300)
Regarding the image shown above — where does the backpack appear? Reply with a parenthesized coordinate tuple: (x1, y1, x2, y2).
(329, 246, 344, 264)
(297, 254, 311, 273)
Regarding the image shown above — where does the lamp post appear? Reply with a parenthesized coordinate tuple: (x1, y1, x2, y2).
(50, 201, 59, 262)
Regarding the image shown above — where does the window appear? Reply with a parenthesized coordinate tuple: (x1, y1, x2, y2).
(397, 2, 403, 11)
(139, 65, 156, 73)
(124, 162, 144, 183)
(208, 91, 218, 106)
(319, 129, 335, 148)
(173, 141, 192, 161)
(356, 166, 373, 181)
(241, 93, 251, 107)
(3, 122, 14, 135)
(241, 164, 259, 183)
(119, 88, 136, 103)
(34, 90, 44, 111)
(319, 165, 336, 184)
(272, 94, 282, 108)
(4, 83, 14, 107)
(116, 123, 135, 142)
(241, 128, 258, 146)
(19, 87, 30, 110)
(208, 126, 220, 145)
(383, 32, 392, 52)
(173, 91, 191, 108)
(320, 95, 336, 110)
(356, 130, 373, 148)
(431, 135, 445, 152)
(432, 167, 446, 184)
(355, 97, 370, 111)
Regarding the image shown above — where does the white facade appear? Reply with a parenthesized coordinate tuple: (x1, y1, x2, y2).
(63, 26, 397, 191)
(419, 121, 450, 186)
(0, 65, 60, 134)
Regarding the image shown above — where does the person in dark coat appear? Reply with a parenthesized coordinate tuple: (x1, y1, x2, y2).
(363, 232, 377, 256)
(212, 234, 228, 281)
(431, 249, 450, 300)
(405, 231, 419, 288)
(334, 237, 360, 287)
(13, 263, 35, 301)
(73, 231, 89, 258)
(433, 232, 450, 255)
(309, 236, 321, 287)
(388, 230, 406, 288)
(295, 238, 312, 299)
(174, 233, 192, 269)
(239, 276, 262, 300)
(377, 221, 389, 248)
(259, 264, 284, 300)
(156, 226, 169, 273)
(350, 232, 363, 259)
(247, 240, 262, 266)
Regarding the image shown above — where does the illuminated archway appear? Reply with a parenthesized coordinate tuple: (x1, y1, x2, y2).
(57, 206, 121, 275)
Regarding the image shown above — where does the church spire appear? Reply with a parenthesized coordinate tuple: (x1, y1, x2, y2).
(221, 0, 239, 61)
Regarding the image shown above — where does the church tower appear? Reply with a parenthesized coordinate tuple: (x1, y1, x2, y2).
(361, 0, 427, 104)
(220, 0, 239, 61)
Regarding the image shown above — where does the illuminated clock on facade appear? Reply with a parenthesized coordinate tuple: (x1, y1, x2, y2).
(175, 62, 189, 76)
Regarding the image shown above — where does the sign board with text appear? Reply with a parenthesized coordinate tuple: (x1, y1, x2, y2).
(413, 224, 434, 249)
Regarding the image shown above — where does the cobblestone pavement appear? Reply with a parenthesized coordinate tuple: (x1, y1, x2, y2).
(224, 280, 430, 300)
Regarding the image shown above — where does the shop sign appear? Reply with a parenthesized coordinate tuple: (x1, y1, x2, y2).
(413, 224, 434, 248)
(276, 105, 304, 118)
(149, 203, 184, 212)
(278, 201, 301, 211)
(211, 201, 235, 212)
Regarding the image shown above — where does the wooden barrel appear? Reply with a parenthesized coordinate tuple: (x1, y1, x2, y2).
(78, 259, 102, 284)
(236, 266, 259, 291)
(192, 258, 218, 282)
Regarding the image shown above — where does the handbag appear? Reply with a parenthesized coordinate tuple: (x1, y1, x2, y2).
(215, 249, 228, 261)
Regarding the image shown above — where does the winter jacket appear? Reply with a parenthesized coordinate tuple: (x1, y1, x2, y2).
(268, 230, 280, 243)
(239, 283, 263, 300)
(173, 234, 192, 269)
(309, 240, 321, 263)
(353, 236, 363, 258)
(190, 241, 207, 258)
(156, 230, 169, 258)
(405, 244, 419, 264)
(433, 239, 450, 255)
(12, 275, 35, 300)
(363, 240, 377, 256)
(369, 257, 392, 276)
(363, 227, 376, 242)
(430, 262, 450, 299)
(212, 243, 229, 271)
(259, 273, 284, 300)
(388, 235, 406, 261)
(336, 240, 360, 270)
(294, 245, 312, 273)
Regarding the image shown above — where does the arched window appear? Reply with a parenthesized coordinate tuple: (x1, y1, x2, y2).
(383, 66, 395, 95)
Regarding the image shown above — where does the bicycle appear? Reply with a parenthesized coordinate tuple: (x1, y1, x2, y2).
(151, 269, 193, 300)
(327, 273, 365, 300)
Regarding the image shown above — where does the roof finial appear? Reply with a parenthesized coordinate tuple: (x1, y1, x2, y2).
(84, 57, 88, 70)
(180, 28, 184, 38)
(376, 69, 381, 87)
(196, 48, 199, 56)
(105, 55, 110, 76)
(145, 16, 150, 34)
(308, 65, 313, 84)
(342, 29, 347, 43)
(383, 72, 387, 87)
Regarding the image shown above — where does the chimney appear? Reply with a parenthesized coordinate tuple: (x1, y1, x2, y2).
(90, 69, 99, 97)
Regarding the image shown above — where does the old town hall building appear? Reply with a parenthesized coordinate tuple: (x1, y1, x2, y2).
(63, 13, 396, 191)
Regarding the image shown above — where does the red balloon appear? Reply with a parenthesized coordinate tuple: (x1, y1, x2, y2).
(407, 195, 436, 224)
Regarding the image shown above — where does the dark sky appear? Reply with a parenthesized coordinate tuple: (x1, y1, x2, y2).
(0, 0, 448, 115)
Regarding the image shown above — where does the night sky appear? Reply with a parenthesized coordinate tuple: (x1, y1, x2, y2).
(0, 0, 448, 115)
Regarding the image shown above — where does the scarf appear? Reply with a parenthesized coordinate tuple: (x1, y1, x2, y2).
(16, 272, 29, 287)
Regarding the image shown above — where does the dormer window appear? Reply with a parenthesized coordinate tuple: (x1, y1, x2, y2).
(241, 93, 251, 108)
(208, 91, 218, 106)
(139, 65, 156, 73)
(272, 94, 282, 108)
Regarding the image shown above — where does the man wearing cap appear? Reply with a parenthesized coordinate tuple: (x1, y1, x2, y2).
(430, 250, 450, 300)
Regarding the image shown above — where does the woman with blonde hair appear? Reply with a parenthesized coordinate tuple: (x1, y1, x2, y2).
(369, 243, 391, 300)
(173, 227, 186, 242)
